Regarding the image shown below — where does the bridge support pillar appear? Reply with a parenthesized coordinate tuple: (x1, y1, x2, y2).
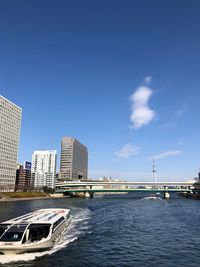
(85, 192, 94, 198)
(163, 192, 170, 199)
(89, 192, 94, 198)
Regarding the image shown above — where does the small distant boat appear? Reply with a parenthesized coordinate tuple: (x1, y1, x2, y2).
(0, 208, 71, 255)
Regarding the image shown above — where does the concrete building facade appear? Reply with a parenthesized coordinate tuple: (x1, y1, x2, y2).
(0, 95, 22, 192)
(31, 150, 57, 189)
(15, 162, 31, 191)
(60, 137, 88, 180)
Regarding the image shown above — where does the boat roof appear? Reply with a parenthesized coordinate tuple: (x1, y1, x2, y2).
(1, 209, 70, 225)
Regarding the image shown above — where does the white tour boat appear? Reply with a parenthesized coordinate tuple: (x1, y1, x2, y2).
(0, 208, 71, 255)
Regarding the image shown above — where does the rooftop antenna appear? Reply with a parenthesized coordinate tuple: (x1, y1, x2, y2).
(153, 158, 157, 183)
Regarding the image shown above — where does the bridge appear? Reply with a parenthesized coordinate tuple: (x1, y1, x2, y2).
(55, 180, 193, 198)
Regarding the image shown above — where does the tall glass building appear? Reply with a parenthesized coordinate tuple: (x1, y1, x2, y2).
(0, 95, 22, 191)
(60, 137, 88, 180)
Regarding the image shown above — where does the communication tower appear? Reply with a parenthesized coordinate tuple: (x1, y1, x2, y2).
(153, 158, 157, 183)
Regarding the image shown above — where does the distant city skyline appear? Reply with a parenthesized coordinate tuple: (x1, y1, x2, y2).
(1, 0, 200, 181)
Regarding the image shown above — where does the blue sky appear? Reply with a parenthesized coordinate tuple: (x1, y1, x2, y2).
(1, 0, 200, 181)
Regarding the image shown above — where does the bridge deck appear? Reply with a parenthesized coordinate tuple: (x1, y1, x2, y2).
(56, 181, 193, 187)
(57, 188, 191, 193)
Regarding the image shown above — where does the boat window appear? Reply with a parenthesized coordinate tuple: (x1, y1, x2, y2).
(0, 231, 24, 242)
(0, 224, 28, 242)
(52, 217, 65, 233)
(28, 224, 51, 242)
(0, 224, 11, 237)
(22, 233, 27, 244)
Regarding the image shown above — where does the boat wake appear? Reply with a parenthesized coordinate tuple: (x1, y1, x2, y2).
(0, 208, 91, 264)
(141, 196, 167, 202)
(144, 196, 162, 200)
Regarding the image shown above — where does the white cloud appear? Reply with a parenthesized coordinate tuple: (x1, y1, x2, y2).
(130, 85, 155, 129)
(177, 140, 184, 145)
(150, 150, 181, 160)
(144, 76, 152, 85)
(111, 158, 120, 162)
(162, 122, 177, 129)
(176, 108, 186, 117)
(114, 143, 140, 159)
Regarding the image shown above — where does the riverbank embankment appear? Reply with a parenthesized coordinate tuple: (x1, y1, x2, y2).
(179, 192, 200, 200)
(0, 192, 66, 202)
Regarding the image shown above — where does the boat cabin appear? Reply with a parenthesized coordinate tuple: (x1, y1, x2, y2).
(0, 209, 70, 245)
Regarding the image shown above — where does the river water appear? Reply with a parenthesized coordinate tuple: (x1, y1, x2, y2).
(0, 193, 199, 267)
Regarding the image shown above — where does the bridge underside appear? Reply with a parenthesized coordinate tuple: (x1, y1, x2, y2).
(56, 188, 192, 198)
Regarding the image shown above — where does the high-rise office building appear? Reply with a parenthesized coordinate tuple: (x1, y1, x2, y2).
(60, 137, 88, 180)
(31, 150, 57, 189)
(0, 95, 22, 192)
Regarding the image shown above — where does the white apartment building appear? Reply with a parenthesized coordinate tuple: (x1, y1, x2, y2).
(60, 137, 88, 180)
(0, 95, 22, 192)
(31, 150, 57, 189)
